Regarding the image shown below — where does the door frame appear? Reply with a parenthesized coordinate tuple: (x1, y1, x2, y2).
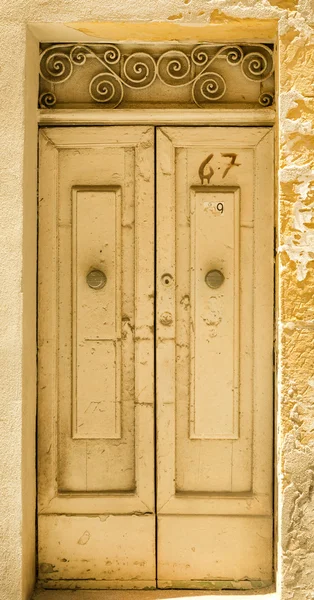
(37, 109, 277, 590)
(38, 107, 275, 127)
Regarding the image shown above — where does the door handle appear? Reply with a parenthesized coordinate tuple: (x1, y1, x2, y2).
(205, 269, 224, 289)
(86, 269, 107, 290)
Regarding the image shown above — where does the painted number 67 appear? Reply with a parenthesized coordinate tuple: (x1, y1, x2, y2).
(199, 152, 240, 184)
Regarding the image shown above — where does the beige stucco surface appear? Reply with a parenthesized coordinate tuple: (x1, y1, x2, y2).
(0, 1, 313, 600)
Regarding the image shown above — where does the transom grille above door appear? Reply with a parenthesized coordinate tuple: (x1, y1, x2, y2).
(39, 42, 274, 109)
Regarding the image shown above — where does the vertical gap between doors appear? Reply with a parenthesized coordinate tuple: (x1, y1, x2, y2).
(35, 128, 40, 583)
(153, 126, 158, 588)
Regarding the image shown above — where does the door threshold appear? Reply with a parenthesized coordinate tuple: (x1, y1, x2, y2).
(33, 588, 276, 600)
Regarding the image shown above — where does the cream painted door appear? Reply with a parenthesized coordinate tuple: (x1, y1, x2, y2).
(38, 127, 155, 589)
(156, 126, 274, 589)
(38, 125, 273, 590)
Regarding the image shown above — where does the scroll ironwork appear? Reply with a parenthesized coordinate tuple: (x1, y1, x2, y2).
(39, 43, 274, 109)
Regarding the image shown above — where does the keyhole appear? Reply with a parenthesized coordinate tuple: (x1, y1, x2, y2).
(161, 273, 173, 287)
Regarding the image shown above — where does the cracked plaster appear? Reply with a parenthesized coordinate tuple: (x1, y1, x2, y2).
(0, 1, 313, 600)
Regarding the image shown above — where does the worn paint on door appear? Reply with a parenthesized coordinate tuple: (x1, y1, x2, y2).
(156, 127, 274, 589)
(38, 127, 155, 589)
(38, 126, 274, 590)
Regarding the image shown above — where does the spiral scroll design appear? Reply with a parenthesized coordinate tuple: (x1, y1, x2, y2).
(39, 92, 57, 108)
(158, 50, 191, 86)
(241, 45, 273, 82)
(259, 92, 274, 107)
(39, 42, 274, 108)
(40, 45, 73, 84)
(89, 73, 123, 107)
(191, 45, 210, 67)
(225, 46, 243, 66)
(192, 73, 227, 106)
(192, 44, 244, 69)
(103, 45, 121, 65)
(70, 45, 89, 66)
(123, 52, 156, 88)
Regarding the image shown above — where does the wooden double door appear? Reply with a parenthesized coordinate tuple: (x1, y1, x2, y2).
(38, 125, 274, 590)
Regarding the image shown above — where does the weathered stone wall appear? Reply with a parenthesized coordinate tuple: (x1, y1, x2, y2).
(0, 1, 313, 599)
(278, 17, 314, 600)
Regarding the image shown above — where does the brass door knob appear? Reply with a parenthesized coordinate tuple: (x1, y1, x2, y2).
(205, 269, 224, 289)
(86, 269, 107, 290)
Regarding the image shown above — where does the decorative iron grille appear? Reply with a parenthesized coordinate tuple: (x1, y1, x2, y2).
(39, 43, 275, 109)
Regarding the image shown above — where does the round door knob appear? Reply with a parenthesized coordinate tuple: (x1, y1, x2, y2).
(160, 312, 173, 326)
(86, 269, 107, 290)
(205, 269, 225, 289)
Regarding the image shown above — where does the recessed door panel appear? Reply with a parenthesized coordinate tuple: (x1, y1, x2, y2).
(38, 127, 155, 588)
(72, 186, 122, 441)
(156, 126, 274, 587)
(190, 186, 240, 441)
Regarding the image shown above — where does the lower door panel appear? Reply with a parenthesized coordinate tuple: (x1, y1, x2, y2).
(158, 516, 272, 589)
(39, 515, 155, 590)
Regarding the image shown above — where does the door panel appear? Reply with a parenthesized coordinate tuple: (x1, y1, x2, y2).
(158, 516, 273, 586)
(156, 127, 274, 587)
(72, 185, 122, 442)
(190, 186, 240, 441)
(38, 127, 155, 588)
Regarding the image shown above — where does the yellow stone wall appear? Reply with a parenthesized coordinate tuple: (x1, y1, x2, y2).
(278, 17, 314, 600)
(0, 1, 313, 599)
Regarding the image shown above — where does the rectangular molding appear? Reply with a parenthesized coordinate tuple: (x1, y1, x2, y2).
(38, 108, 276, 126)
(72, 186, 122, 440)
(190, 186, 240, 440)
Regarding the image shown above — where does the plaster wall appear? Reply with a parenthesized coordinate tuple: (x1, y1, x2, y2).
(0, 2, 313, 600)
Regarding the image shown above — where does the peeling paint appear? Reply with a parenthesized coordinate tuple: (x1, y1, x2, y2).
(268, 0, 298, 9)
(279, 197, 314, 281)
(39, 563, 58, 574)
(64, 19, 278, 42)
(167, 13, 183, 20)
(77, 531, 91, 545)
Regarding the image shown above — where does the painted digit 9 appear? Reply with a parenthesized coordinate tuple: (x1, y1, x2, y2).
(217, 202, 224, 214)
